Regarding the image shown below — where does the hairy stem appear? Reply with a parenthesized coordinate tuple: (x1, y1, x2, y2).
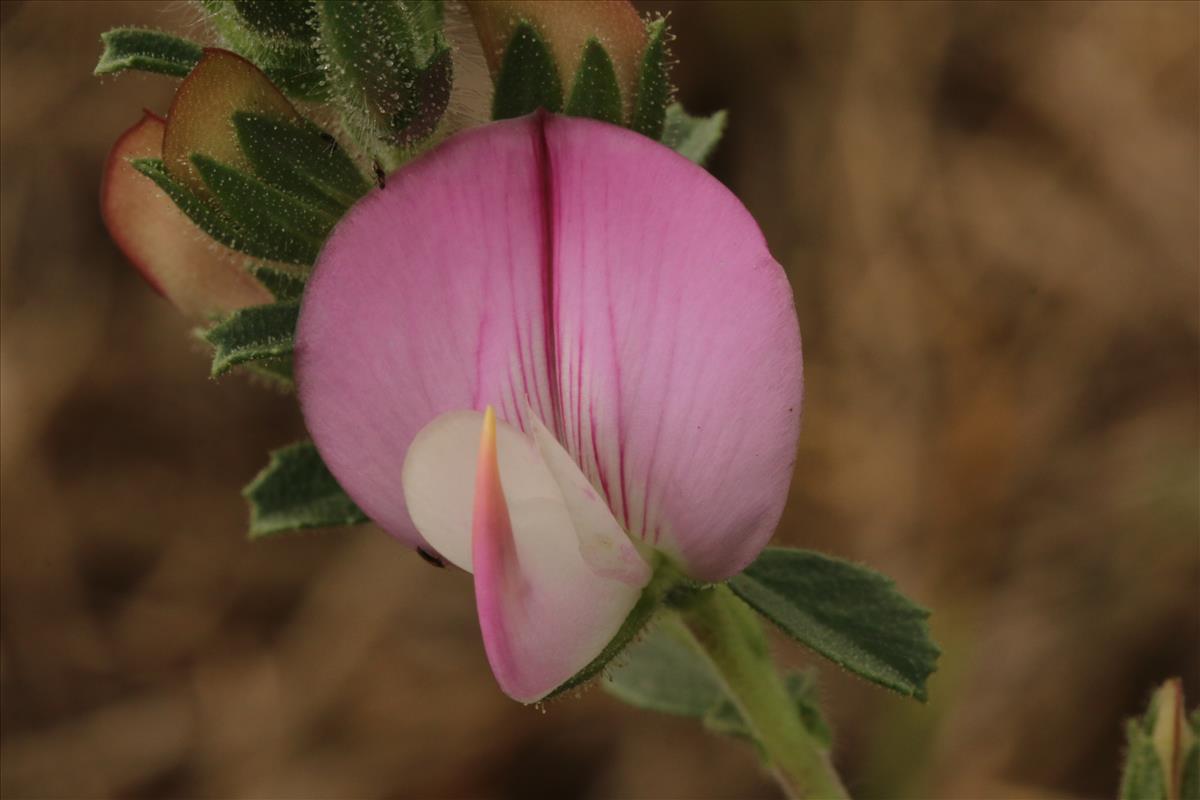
(678, 584, 849, 799)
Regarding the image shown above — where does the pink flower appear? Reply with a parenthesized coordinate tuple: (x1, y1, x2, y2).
(295, 112, 802, 702)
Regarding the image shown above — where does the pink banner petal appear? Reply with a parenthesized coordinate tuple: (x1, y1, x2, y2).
(297, 113, 802, 581)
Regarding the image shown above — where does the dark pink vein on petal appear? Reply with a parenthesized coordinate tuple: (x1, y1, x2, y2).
(534, 113, 564, 440)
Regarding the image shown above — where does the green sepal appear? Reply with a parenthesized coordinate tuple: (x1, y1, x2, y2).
(232, 0, 317, 41)
(233, 111, 370, 214)
(200, 0, 330, 100)
(248, 264, 306, 301)
(1118, 682, 1200, 800)
(243, 441, 368, 538)
(661, 103, 726, 166)
(402, 0, 445, 58)
(492, 21, 563, 120)
(95, 28, 203, 78)
(316, 0, 452, 146)
(391, 44, 453, 146)
(1182, 710, 1199, 800)
(564, 39, 622, 125)
(203, 301, 299, 376)
(604, 618, 831, 748)
(131, 157, 279, 260)
(191, 154, 332, 265)
(261, 40, 330, 100)
(729, 548, 940, 701)
(631, 18, 670, 138)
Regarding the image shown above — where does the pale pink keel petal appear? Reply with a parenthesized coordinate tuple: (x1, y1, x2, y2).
(403, 408, 648, 702)
(402, 409, 559, 572)
(528, 411, 650, 585)
(541, 115, 802, 582)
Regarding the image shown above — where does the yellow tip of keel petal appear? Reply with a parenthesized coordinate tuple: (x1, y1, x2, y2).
(480, 405, 497, 457)
(473, 406, 513, 558)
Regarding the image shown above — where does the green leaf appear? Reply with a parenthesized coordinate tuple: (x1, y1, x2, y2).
(203, 301, 299, 376)
(1121, 720, 1169, 800)
(244, 441, 368, 538)
(245, 356, 295, 389)
(233, 111, 369, 213)
(564, 39, 622, 125)
(631, 18, 671, 138)
(661, 103, 726, 166)
(316, 0, 451, 145)
(1182, 736, 1199, 800)
(393, 44, 454, 146)
(729, 548, 940, 700)
(260, 39, 330, 100)
(604, 616, 724, 716)
(191, 154, 332, 265)
(705, 672, 832, 749)
(402, 0, 444, 56)
(604, 618, 832, 747)
(1118, 680, 1199, 800)
(492, 21, 563, 120)
(132, 158, 280, 260)
(248, 264, 306, 301)
(200, 0, 329, 100)
(785, 672, 833, 748)
(95, 28, 203, 78)
(233, 0, 317, 41)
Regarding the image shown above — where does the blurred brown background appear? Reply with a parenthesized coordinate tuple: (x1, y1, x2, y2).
(1, 1, 1197, 798)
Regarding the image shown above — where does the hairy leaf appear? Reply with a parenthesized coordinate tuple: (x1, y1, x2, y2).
(95, 28, 203, 78)
(1119, 679, 1199, 800)
(661, 103, 726, 166)
(233, 0, 317, 41)
(200, 1, 329, 100)
(245, 356, 295, 390)
(1121, 720, 1169, 800)
(604, 617, 832, 746)
(244, 441, 368, 538)
(729, 548, 940, 700)
(248, 264, 306, 302)
(131, 158, 279, 260)
(234, 111, 369, 213)
(604, 617, 723, 716)
(191, 154, 331, 264)
(705, 672, 832, 748)
(316, 0, 451, 145)
(203, 301, 299, 376)
(1182, 713, 1199, 800)
(402, 0, 445, 57)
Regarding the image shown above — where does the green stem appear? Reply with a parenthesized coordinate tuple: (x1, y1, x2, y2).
(678, 584, 849, 800)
